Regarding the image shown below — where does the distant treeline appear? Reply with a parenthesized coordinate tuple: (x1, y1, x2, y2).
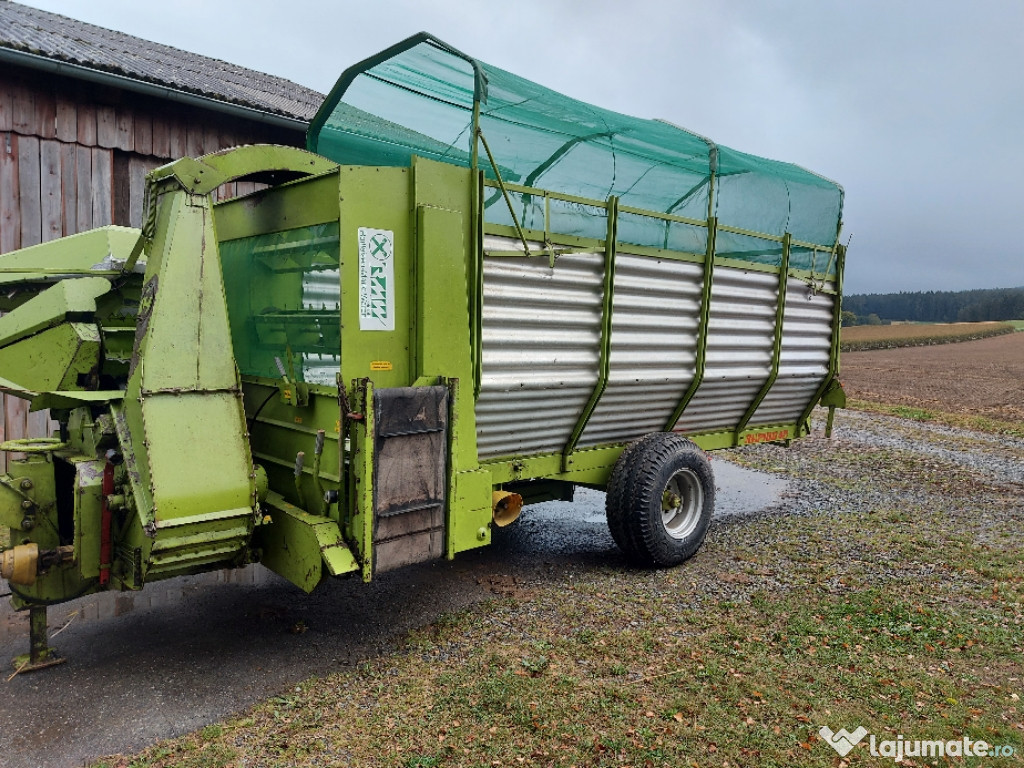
(843, 287, 1024, 324)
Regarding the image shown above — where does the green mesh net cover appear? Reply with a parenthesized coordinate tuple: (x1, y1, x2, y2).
(308, 34, 843, 271)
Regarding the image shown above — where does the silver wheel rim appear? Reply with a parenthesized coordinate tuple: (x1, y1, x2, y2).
(661, 468, 703, 540)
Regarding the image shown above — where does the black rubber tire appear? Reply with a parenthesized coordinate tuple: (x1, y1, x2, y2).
(605, 433, 662, 559)
(617, 433, 714, 567)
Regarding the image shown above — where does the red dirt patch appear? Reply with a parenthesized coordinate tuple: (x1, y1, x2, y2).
(840, 332, 1024, 423)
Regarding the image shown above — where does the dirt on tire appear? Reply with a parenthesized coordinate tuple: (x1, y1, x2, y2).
(840, 331, 1024, 423)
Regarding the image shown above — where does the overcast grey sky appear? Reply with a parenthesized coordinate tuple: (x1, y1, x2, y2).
(16, 0, 1024, 294)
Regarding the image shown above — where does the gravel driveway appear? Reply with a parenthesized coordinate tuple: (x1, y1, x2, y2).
(1, 408, 1020, 768)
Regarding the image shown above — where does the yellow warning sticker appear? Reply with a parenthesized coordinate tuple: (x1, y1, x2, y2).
(370, 360, 393, 371)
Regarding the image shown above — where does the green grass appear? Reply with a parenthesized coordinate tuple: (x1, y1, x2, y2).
(1005, 319, 1024, 331)
(92, 439, 1024, 768)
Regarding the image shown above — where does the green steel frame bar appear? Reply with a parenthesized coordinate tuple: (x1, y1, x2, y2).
(561, 196, 618, 471)
(796, 243, 847, 431)
(472, 170, 485, 399)
(662, 216, 717, 432)
(477, 130, 531, 255)
(734, 233, 791, 437)
(485, 179, 836, 266)
(307, 32, 486, 155)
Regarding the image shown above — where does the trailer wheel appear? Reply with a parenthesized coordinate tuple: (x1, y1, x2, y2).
(614, 434, 714, 567)
(605, 434, 661, 558)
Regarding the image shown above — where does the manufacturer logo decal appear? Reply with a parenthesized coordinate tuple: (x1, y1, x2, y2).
(358, 227, 395, 331)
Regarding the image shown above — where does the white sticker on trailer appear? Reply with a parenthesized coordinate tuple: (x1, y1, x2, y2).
(357, 227, 395, 331)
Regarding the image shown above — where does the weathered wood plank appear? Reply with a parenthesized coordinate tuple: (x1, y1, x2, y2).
(185, 122, 205, 158)
(5, 394, 29, 447)
(77, 102, 97, 146)
(91, 148, 113, 225)
(0, 86, 12, 132)
(60, 142, 77, 235)
(151, 114, 172, 158)
(134, 111, 153, 156)
(40, 139, 62, 242)
(33, 89, 56, 139)
(75, 144, 93, 232)
(96, 105, 117, 149)
(205, 124, 221, 155)
(11, 82, 33, 134)
(112, 151, 130, 226)
(26, 408, 51, 440)
(55, 95, 78, 142)
(168, 118, 187, 158)
(17, 135, 41, 247)
(0, 133, 19, 253)
(128, 155, 153, 228)
(115, 108, 133, 151)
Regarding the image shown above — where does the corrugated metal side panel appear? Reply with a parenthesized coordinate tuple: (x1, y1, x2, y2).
(578, 253, 703, 447)
(476, 235, 604, 459)
(301, 268, 340, 386)
(750, 278, 835, 425)
(675, 267, 778, 433)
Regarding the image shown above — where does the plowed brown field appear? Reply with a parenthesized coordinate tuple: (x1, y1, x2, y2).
(840, 331, 1024, 423)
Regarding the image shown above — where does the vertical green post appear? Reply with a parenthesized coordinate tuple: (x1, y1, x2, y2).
(348, 378, 375, 582)
(797, 243, 847, 432)
(562, 196, 618, 469)
(663, 217, 717, 431)
(734, 233, 791, 438)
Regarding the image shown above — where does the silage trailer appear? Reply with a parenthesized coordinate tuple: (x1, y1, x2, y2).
(0, 33, 846, 669)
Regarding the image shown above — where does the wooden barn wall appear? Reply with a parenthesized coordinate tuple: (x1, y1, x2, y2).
(0, 66, 307, 469)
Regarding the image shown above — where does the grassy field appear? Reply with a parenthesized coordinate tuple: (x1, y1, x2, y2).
(840, 321, 1014, 351)
(93, 424, 1023, 768)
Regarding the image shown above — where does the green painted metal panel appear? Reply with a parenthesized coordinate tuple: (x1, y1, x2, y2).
(0, 276, 111, 347)
(0, 323, 101, 392)
(256, 492, 357, 592)
(0, 226, 142, 291)
(215, 172, 342, 243)
(338, 167, 414, 388)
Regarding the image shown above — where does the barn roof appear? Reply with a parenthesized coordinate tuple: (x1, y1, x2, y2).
(0, 1, 323, 123)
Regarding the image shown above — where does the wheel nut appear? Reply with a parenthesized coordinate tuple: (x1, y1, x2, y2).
(21, 499, 33, 510)
(19, 479, 32, 490)
(21, 517, 34, 531)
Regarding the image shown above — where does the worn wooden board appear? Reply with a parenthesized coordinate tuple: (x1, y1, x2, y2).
(11, 82, 33, 135)
(96, 106, 117, 149)
(128, 155, 160, 228)
(33, 90, 55, 140)
(112, 151, 130, 227)
(152, 114, 172, 158)
(77, 102, 97, 147)
(60, 142, 77, 236)
(0, 86, 12, 132)
(75, 144, 93, 232)
(4, 394, 28, 447)
(26, 409, 51, 440)
(134, 111, 153, 156)
(185, 123, 205, 158)
(115, 108, 133, 152)
(55, 94, 78, 143)
(91, 148, 112, 226)
(0, 133, 19, 253)
(17, 135, 41, 247)
(169, 117, 188, 158)
(40, 139, 62, 242)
